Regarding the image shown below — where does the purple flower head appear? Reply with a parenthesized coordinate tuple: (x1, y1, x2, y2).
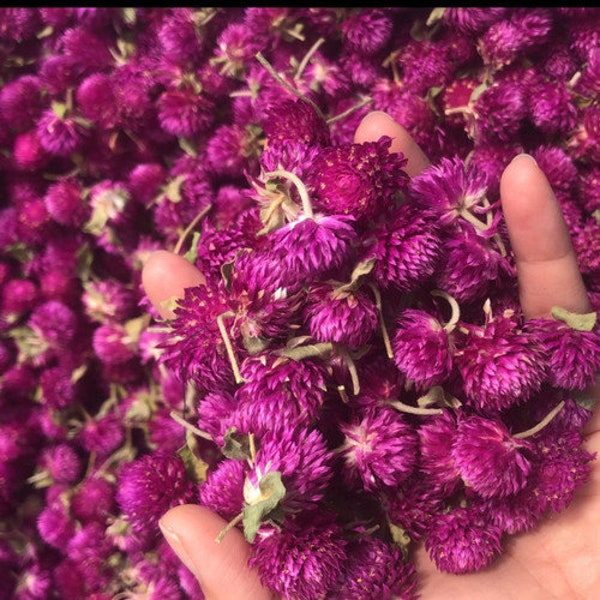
(127, 162, 167, 207)
(572, 219, 600, 276)
(210, 20, 265, 80)
(199, 458, 246, 522)
(408, 155, 490, 226)
(75, 72, 120, 129)
(261, 98, 331, 147)
(338, 405, 419, 492)
(435, 225, 514, 304)
(300, 50, 353, 102)
(366, 203, 442, 292)
(477, 8, 553, 70)
(333, 535, 418, 600)
(82, 278, 139, 323)
(197, 389, 238, 446)
(13, 129, 50, 171)
(58, 25, 114, 71)
(43, 177, 89, 228)
(1, 277, 39, 318)
(37, 443, 82, 485)
(28, 299, 79, 350)
(470, 79, 528, 144)
(246, 424, 333, 515)
(116, 453, 195, 535)
(417, 409, 461, 495)
(160, 282, 235, 394)
(157, 86, 216, 137)
(0, 75, 43, 133)
(235, 351, 329, 427)
(36, 106, 90, 157)
(532, 145, 580, 206)
(452, 413, 533, 498)
(525, 316, 600, 391)
(341, 8, 394, 56)
(442, 7, 508, 35)
(308, 136, 409, 225)
(37, 501, 76, 551)
(304, 280, 379, 350)
(425, 505, 503, 574)
(229, 249, 305, 340)
(70, 476, 116, 524)
(271, 213, 358, 281)
(157, 8, 211, 65)
(92, 321, 138, 365)
(205, 122, 262, 178)
(454, 309, 546, 411)
(249, 515, 347, 600)
(392, 308, 454, 389)
(528, 78, 578, 136)
(79, 412, 125, 457)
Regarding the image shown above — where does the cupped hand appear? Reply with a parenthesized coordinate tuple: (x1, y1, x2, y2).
(142, 111, 600, 600)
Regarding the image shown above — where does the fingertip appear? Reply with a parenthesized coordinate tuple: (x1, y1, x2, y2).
(159, 504, 274, 600)
(354, 111, 431, 177)
(141, 250, 205, 320)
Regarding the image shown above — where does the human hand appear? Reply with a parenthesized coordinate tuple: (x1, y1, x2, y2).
(142, 111, 600, 600)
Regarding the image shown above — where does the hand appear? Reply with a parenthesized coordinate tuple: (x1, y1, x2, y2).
(142, 111, 600, 600)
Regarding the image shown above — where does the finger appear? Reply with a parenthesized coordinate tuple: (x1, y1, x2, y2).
(354, 111, 431, 177)
(499, 154, 592, 320)
(141, 250, 205, 319)
(159, 505, 275, 600)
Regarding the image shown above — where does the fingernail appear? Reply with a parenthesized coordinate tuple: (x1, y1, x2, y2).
(159, 518, 200, 580)
(512, 153, 538, 167)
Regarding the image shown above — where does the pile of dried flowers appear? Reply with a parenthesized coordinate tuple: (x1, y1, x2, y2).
(1, 7, 600, 599)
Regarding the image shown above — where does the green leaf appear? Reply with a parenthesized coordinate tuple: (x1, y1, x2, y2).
(221, 427, 252, 460)
(279, 341, 333, 361)
(163, 174, 187, 203)
(242, 471, 286, 543)
(183, 231, 201, 264)
(178, 430, 210, 484)
(551, 306, 597, 331)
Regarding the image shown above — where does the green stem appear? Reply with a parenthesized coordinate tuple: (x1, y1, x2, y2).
(513, 401, 565, 439)
(174, 204, 212, 255)
(294, 36, 325, 80)
(217, 311, 244, 384)
(430, 289, 460, 333)
(390, 400, 443, 416)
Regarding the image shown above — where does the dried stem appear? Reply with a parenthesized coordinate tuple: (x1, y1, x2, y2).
(327, 95, 373, 125)
(173, 203, 212, 255)
(513, 400, 565, 439)
(169, 410, 213, 441)
(217, 311, 244, 384)
(390, 400, 443, 416)
(368, 283, 393, 359)
(430, 289, 461, 333)
(216, 511, 244, 543)
(294, 36, 325, 80)
(264, 168, 313, 218)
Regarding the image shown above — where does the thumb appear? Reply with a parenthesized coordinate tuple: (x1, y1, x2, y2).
(159, 504, 275, 600)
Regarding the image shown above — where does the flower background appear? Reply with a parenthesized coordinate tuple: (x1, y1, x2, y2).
(1, 7, 600, 599)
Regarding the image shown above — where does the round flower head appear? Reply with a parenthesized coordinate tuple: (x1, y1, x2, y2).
(234, 351, 329, 426)
(333, 534, 418, 600)
(79, 412, 125, 457)
(417, 409, 461, 496)
(205, 122, 262, 179)
(197, 389, 238, 445)
(28, 299, 79, 350)
(159, 281, 236, 395)
(304, 281, 379, 351)
(116, 453, 195, 535)
(453, 309, 546, 411)
(442, 7, 508, 35)
(425, 505, 503, 574)
(36, 106, 90, 157)
(157, 86, 216, 137)
(248, 515, 347, 600)
(270, 213, 358, 281)
(341, 8, 394, 56)
(392, 308, 454, 389)
(338, 405, 419, 492)
(92, 321, 138, 365)
(366, 203, 442, 292)
(451, 413, 533, 498)
(408, 155, 490, 226)
(36, 443, 82, 485)
(435, 225, 513, 304)
(308, 136, 409, 226)
(261, 98, 331, 147)
(525, 316, 600, 391)
(245, 424, 333, 517)
(13, 129, 51, 171)
(528, 78, 578, 137)
(199, 458, 246, 522)
(0, 74, 43, 133)
(572, 219, 600, 276)
(70, 476, 116, 524)
(37, 501, 77, 551)
(228, 249, 305, 341)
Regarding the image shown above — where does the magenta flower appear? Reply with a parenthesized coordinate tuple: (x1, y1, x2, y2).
(0, 74, 43, 133)
(199, 458, 246, 522)
(525, 316, 600, 390)
(366, 203, 442, 292)
(341, 8, 394, 56)
(249, 516, 347, 600)
(338, 405, 418, 492)
(452, 414, 533, 498)
(392, 308, 454, 388)
(36, 107, 90, 157)
(116, 453, 195, 534)
(271, 213, 358, 281)
(157, 86, 216, 137)
(304, 281, 379, 350)
(308, 136, 409, 225)
(454, 311, 546, 411)
(425, 505, 503, 574)
(333, 534, 419, 600)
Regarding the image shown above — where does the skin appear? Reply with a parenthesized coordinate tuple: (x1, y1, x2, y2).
(142, 111, 600, 600)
